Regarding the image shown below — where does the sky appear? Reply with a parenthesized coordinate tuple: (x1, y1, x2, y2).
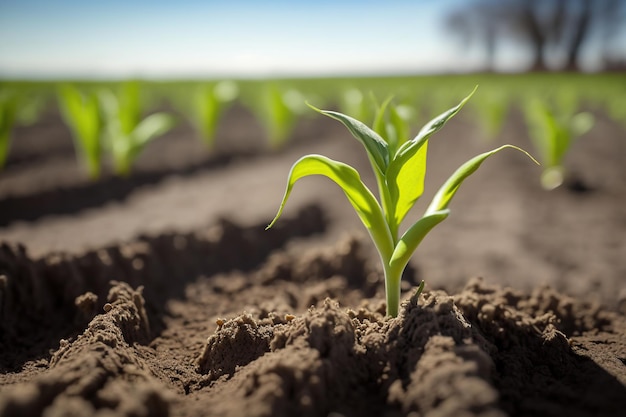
(0, 0, 482, 78)
(0, 0, 622, 79)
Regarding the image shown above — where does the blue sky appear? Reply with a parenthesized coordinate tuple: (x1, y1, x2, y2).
(0, 0, 621, 79)
(0, 0, 485, 78)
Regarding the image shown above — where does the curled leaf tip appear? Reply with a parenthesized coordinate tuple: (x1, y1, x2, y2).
(502, 144, 541, 166)
(305, 101, 323, 113)
(265, 213, 281, 230)
(463, 85, 479, 103)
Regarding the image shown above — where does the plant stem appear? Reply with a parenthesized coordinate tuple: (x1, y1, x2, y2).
(384, 264, 403, 317)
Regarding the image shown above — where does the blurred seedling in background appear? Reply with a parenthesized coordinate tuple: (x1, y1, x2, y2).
(523, 95, 594, 190)
(339, 88, 374, 126)
(605, 94, 626, 130)
(190, 81, 239, 149)
(58, 82, 176, 178)
(248, 84, 307, 150)
(0, 87, 48, 171)
(0, 90, 18, 170)
(267, 87, 538, 317)
(338, 89, 419, 146)
(99, 81, 177, 176)
(470, 89, 508, 141)
(58, 84, 103, 179)
(371, 96, 417, 157)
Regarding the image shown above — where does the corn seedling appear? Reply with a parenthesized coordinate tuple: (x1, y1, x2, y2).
(338, 88, 373, 126)
(253, 84, 307, 150)
(57, 84, 103, 179)
(0, 91, 18, 170)
(267, 88, 537, 317)
(372, 96, 417, 157)
(100, 82, 176, 176)
(605, 94, 626, 130)
(523, 97, 594, 190)
(471, 90, 508, 141)
(191, 81, 239, 149)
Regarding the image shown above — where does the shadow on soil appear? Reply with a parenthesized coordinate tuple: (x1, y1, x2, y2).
(0, 204, 326, 372)
(0, 150, 259, 227)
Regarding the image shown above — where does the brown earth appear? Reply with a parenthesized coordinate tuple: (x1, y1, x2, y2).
(1, 99, 625, 417)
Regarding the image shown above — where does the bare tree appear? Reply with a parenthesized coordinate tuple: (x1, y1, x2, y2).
(445, 0, 626, 71)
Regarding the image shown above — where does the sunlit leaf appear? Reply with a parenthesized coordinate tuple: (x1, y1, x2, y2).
(427, 145, 539, 214)
(382, 89, 475, 229)
(389, 209, 450, 270)
(267, 154, 393, 260)
(412, 86, 476, 147)
(311, 105, 389, 175)
(386, 141, 428, 227)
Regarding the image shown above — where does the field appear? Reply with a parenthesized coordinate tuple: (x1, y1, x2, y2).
(1, 73, 626, 417)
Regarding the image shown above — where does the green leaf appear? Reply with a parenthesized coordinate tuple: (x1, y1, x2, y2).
(0, 93, 17, 169)
(383, 88, 475, 229)
(386, 141, 428, 228)
(389, 209, 450, 270)
(115, 112, 176, 176)
(118, 81, 140, 135)
(264, 85, 297, 149)
(57, 84, 102, 179)
(388, 104, 411, 150)
(372, 95, 393, 143)
(412, 86, 476, 148)
(266, 154, 393, 261)
(570, 112, 594, 138)
(131, 112, 176, 149)
(426, 145, 539, 215)
(194, 85, 221, 147)
(339, 88, 370, 125)
(523, 99, 549, 164)
(311, 105, 389, 175)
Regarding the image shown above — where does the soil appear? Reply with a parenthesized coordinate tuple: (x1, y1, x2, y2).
(1, 100, 625, 417)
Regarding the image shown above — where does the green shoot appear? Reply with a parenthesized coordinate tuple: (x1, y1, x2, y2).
(267, 88, 538, 317)
(100, 82, 176, 176)
(256, 84, 306, 149)
(57, 84, 103, 180)
(0, 91, 18, 170)
(191, 81, 239, 149)
(523, 97, 594, 190)
(605, 94, 626, 130)
(471, 90, 508, 141)
(338, 88, 373, 126)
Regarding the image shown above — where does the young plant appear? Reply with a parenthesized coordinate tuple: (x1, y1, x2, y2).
(371, 96, 416, 157)
(604, 94, 626, 130)
(523, 97, 594, 190)
(471, 90, 508, 141)
(191, 81, 239, 149)
(0, 90, 18, 170)
(266, 88, 537, 317)
(57, 84, 103, 179)
(252, 84, 306, 150)
(338, 88, 373, 126)
(99, 81, 176, 176)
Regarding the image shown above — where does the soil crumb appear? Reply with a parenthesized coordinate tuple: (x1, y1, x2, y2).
(1, 232, 625, 417)
(185, 277, 626, 417)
